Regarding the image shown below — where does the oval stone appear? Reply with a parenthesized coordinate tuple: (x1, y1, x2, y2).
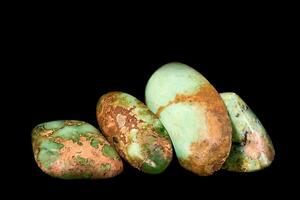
(221, 92, 275, 172)
(145, 62, 232, 175)
(32, 120, 123, 179)
(96, 92, 173, 174)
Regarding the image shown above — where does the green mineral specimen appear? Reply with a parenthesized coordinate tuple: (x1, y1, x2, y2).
(96, 92, 173, 174)
(32, 120, 123, 179)
(221, 93, 275, 172)
(145, 62, 232, 176)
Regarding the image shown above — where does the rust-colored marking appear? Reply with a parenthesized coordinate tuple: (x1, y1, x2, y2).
(244, 132, 275, 161)
(156, 84, 225, 117)
(96, 92, 173, 171)
(46, 136, 122, 179)
(155, 84, 232, 175)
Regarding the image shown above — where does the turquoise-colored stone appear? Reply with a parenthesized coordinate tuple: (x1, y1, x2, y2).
(221, 93, 275, 172)
(96, 92, 173, 174)
(32, 120, 123, 179)
(145, 62, 232, 176)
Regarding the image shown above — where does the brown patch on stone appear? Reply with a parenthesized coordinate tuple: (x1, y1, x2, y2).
(115, 107, 140, 130)
(156, 84, 228, 117)
(47, 136, 123, 179)
(39, 129, 54, 137)
(64, 120, 85, 126)
(156, 84, 232, 175)
(96, 93, 143, 166)
(116, 114, 126, 128)
(156, 106, 165, 117)
(181, 110, 231, 175)
(97, 92, 173, 171)
(97, 93, 140, 140)
(244, 132, 275, 161)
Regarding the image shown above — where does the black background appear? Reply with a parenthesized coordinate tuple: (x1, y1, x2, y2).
(6, 10, 296, 198)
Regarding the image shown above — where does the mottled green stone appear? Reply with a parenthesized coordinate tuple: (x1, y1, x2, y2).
(145, 62, 232, 176)
(38, 140, 64, 169)
(97, 92, 173, 174)
(100, 163, 112, 173)
(221, 92, 275, 172)
(32, 120, 123, 179)
(102, 144, 119, 159)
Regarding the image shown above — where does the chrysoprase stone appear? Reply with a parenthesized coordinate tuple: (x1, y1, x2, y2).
(221, 92, 275, 172)
(32, 120, 123, 179)
(145, 62, 232, 176)
(96, 92, 173, 174)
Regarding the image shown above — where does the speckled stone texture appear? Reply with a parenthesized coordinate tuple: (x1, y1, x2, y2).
(221, 92, 275, 172)
(96, 92, 173, 174)
(32, 120, 123, 179)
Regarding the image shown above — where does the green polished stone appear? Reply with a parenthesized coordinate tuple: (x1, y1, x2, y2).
(145, 62, 232, 176)
(221, 93, 275, 172)
(96, 92, 173, 174)
(32, 120, 123, 179)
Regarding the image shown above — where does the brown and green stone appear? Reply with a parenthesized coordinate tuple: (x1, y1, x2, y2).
(221, 93, 275, 172)
(32, 120, 123, 179)
(145, 62, 232, 176)
(96, 92, 173, 174)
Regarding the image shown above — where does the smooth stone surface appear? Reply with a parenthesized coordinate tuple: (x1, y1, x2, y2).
(221, 92, 275, 172)
(96, 92, 173, 174)
(145, 62, 232, 176)
(32, 120, 123, 179)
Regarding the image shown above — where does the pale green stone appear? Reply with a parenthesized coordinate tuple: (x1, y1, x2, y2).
(127, 143, 144, 160)
(145, 63, 210, 160)
(221, 92, 275, 172)
(145, 62, 208, 114)
(43, 120, 65, 130)
(159, 102, 208, 159)
(145, 62, 232, 176)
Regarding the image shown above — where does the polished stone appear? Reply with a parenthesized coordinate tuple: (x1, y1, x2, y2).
(221, 92, 275, 172)
(145, 62, 232, 176)
(32, 120, 123, 179)
(96, 92, 173, 174)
